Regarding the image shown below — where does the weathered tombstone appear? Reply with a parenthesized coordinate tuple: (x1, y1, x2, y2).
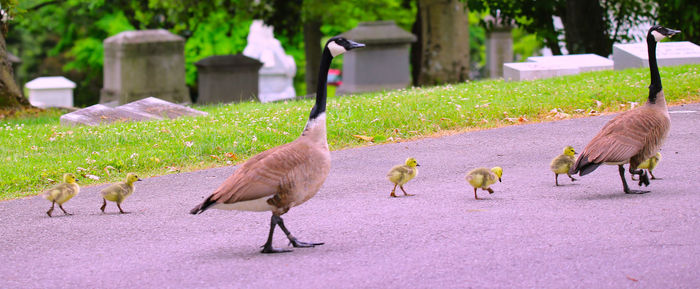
(116, 97, 207, 119)
(100, 29, 190, 106)
(195, 55, 263, 104)
(484, 15, 514, 78)
(60, 97, 207, 126)
(59, 104, 154, 126)
(337, 21, 416, 94)
(243, 20, 296, 103)
(527, 54, 613, 72)
(503, 62, 579, 81)
(613, 41, 700, 70)
(25, 76, 76, 108)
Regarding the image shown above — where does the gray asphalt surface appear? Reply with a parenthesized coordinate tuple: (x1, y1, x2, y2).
(2, 103, 699, 288)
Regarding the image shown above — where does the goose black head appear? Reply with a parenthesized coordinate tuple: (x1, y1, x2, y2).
(326, 37, 365, 57)
(648, 25, 681, 42)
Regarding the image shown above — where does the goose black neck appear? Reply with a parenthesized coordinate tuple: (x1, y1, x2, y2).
(647, 36, 662, 104)
(308, 47, 333, 120)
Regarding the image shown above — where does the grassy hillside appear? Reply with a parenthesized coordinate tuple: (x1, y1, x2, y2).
(2, 64, 699, 200)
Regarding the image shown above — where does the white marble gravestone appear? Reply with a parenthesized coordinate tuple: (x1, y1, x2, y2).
(527, 54, 613, 72)
(25, 76, 76, 108)
(613, 41, 700, 70)
(503, 62, 579, 81)
(243, 20, 296, 103)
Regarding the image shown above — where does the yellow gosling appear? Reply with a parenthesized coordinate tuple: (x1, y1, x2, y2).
(100, 173, 142, 214)
(42, 173, 80, 217)
(466, 167, 502, 200)
(550, 146, 577, 186)
(632, 152, 662, 181)
(386, 157, 420, 197)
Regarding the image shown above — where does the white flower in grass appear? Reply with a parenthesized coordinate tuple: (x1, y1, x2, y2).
(184, 141, 194, 147)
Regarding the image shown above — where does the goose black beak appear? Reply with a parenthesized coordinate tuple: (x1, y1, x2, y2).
(137, 178, 143, 181)
(346, 40, 365, 50)
(416, 163, 421, 167)
(498, 178, 502, 183)
(662, 28, 681, 37)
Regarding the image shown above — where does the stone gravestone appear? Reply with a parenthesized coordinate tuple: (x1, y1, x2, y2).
(243, 20, 296, 103)
(613, 41, 700, 70)
(484, 15, 514, 78)
(100, 29, 190, 106)
(60, 97, 207, 126)
(503, 62, 579, 81)
(25, 76, 76, 108)
(337, 21, 416, 94)
(527, 54, 613, 72)
(195, 55, 263, 104)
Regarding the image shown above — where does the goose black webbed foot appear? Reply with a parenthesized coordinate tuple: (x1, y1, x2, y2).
(288, 237, 324, 248)
(638, 171, 650, 187)
(260, 244, 293, 254)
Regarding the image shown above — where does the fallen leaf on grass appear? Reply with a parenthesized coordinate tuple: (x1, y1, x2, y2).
(85, 174, 100, 180)
(224, 152, 238, 160)
(353, 135, 374, 142)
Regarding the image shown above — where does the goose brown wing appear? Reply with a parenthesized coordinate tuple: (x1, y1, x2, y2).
(209, 140, 311, 204)
(575, 108, 669, 167)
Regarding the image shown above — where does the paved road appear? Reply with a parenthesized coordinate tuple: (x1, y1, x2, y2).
(2, 103, 699, 288)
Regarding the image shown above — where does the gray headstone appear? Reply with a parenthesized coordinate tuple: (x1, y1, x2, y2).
(613, 41, 700, 70)
(59, 104, 156, 126)
(117, 97, 208, 119)
(527, 54, 613, 72)
(337, 21, 417, 94)
(100, 29, 190, 105)
(503, 62, 579, 81)
(486, 29, 513, 78)
(60, 97, 207, 126)
(195, 55, 263, 104)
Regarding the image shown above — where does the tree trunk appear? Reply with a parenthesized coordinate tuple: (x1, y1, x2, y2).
(0, 30, 28, 108)
(303, 20, 322, 96)
(563, 0, 611, 56)
(416, 0, 470, 86)
(410, 2, 422, 87)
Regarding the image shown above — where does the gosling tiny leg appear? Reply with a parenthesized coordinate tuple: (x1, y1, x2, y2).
(399, 185, 414, 196)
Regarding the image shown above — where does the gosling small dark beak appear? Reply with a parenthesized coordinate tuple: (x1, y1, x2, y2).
(574, 151, 578, 155)
(498, 178, 502, 183)
(346, 40, 365, 50)
(416, 163, 421, 167)
(137, 178, 143, 182)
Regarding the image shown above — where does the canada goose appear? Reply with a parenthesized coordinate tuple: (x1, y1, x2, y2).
(42, 173, 79, 217)
(386, 157, 420, 197)
(190, 37, 365, 253)
(569, 25, 679, 194)
(100, 173, 142, 214)
(550, 146, 577, 186)
(466, 167, 502, 200)
(632, 152, 662, 181)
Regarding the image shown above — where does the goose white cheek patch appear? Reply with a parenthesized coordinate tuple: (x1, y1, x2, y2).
(651, 30, 665, 42)
(328, 42, 347, 57)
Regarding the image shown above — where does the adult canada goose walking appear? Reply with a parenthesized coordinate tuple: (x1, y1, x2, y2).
(190, 37, 364, 253)
(569, 25, 679, 194)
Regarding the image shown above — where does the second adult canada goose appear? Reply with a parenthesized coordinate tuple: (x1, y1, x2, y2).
(42, 173, 79, 217)
(570, 25, 679, 194)
(190, 36, 364, 253)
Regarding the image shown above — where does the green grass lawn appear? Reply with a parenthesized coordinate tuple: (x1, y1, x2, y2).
(2, 64, 699, 200)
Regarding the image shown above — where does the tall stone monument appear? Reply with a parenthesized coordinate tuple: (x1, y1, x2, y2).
(484, 15, 514, 78)
(337, 21, 416, 94)
(100, 29, 190, 106)
(243, 20, 296, 103)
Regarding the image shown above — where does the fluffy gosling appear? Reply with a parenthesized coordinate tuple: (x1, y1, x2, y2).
(100, 173, 142, 214)
(386, 157, 420, 197)
(550, 146, 578, 186)
(42, 173, 80, 217)
(466, 167, 502, 200)
(632, 152, 662, 181)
